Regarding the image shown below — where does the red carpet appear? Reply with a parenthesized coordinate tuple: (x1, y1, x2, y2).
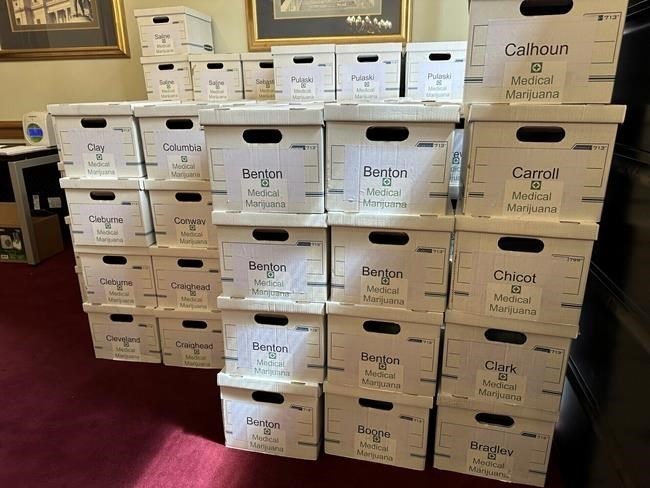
(0, 248, 565, 488)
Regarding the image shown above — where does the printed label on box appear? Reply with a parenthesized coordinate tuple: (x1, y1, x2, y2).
(69, 130, 123, 178)
(255, 72, 275, 99)
(475, 369, 527, 405)
(149, 27, 180, 55)
(223, 148, 307, 212)
(236, 327, 306, 379)
(247, 424, 287, 454)
(201, 71, 234, 101)
(343, 145, 446, 212)
(155, 130, 206, 179)
(483, 18, 596, 103)
(502, 179, 564, 218)
(156, 71, 184, 100)
(358, 349, 405, 393)
(484, 282, 542, 321)
(285, 66, 325, 100)
(346, 250, 412, 308)
(419, 61, 464, 100)
(232, 244, 309, 299)
(103, 280, 136, 306)
(97, 325, 143, 361)
(166, 329, 215, 368)
(341, 63, 384, 100)
(229, 401, 288, 455)
(465, 442, 515, 480)
(171, 206, 210, 247)
(175, 282, 210, 310)
(354, 431, 397, 466)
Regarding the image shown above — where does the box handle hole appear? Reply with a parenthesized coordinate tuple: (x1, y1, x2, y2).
(357, 54, 379, 63)
(259, 61, 273, 69)
(362, 320, 401, 334)
(158, 63, 174, 71)
(207, 62, 224, 70)
(152, 16, 169, 23)
(485, 329, 527, 345)
(293, 55, 314, 64)
(254, 314, 289, 326)
(516, 126, 565, 143)
(252, 229, 289, 241)
(243, 128, 282, 144)
(475, 413, 515, 427)
(109, 314, 134, 323)
(80, 118, 107, 128)
(165, 118, 193, 130)
(89, 191, 115, 201)
(102, 255, 127, 265)
(497, 236, 544, 253)
(175, 192, 202, 202)
(366, 126, 409, 142)
(429, 53, 452, 61)
(359, 398, 393, 410)
(252, 391, 284, 404)
(368, 231, 409, 246)
(177, 258, 204, 268)
(520, 0, 573, 16)
(182, 320, 208, 329)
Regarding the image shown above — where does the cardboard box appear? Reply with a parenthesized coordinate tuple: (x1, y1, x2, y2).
(200, 104, 325, 214)
(214, 212, 328, 302)
(190, 53, 244, 101)
(75, 264, 87, 302)
(335, 43, 402, 100)
(152, 248, 221, 312)
(272, 44, 336, 101)
(240, 52, 275, 100)
(135, 102, 216, 181)
(405, 41, 467, 101)
(219, 296, 326, 383)
(0, 203, 63, 263)
(48, 102, 146, 179)
(145, 180, 217, 249)
(83, 304, 161, 363)
(462, 104, 626, 222)
(326, 302, 442, 397)
(441, 310, 575, 415)
(450, 216, 598, 326)
(325, 101, 460, 215)
(329, 212, 454, 312)
(141, 55, 194, 101)
(324, 381, 432, 470)
(218, 372, 322, 460)
(464, 0, 628, 105)
(134, 6, 213, 57)
(157, 308, 224, 369)
(434, 394, 557, 487)
(79, 248, 157, 308)
(60, 178, 155, 247)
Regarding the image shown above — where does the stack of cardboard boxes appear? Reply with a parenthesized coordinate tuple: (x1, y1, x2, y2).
(434, 1, 628, 486)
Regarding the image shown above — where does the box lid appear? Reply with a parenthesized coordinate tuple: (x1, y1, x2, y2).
(140, 54, 190, 65)
(271, 43, 335, 55)
(455, 215, 598, 240)
(212, 211, 327, 228)
(324, 101, 461, 122)
(134, 101, 218, 117)
(148, 246, 217, 259)
(82, 303, 157, 316)
(74, 245, 153, 256)
(217, 371, 322, 397)
(144, 179, 211, 191)
(59, 177, 145, 190)
(155, 308, 221, 320)
(327, 212, 454, 232)
(467, 104, 627, 124)
(327, 301, 443, 326)
(48, 101, 151, 116)
(240, 52, 273, 62)
(199, 103, 324, 126)
(189, 53, 240, 63)
(134, 6, 211, 21)
(405, 41, 467, 53)
(336, 42, 402, 54)
(436, 393, 559, 423)
(324, 381, 434, 409)
(218, 296, 324, 315)
(445, 310, 578, 339)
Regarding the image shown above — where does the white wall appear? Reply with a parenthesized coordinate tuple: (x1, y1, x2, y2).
(0, 0, 468, 120)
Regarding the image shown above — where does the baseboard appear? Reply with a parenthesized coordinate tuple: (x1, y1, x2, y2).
(0, 121, 23, 140)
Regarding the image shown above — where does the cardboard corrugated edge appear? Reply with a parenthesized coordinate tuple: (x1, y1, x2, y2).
(144, 179, 211, 191)
(271, 44, 335, 55)
(134, 101, 218, 118)
(327, 212, 454, 232)
(405, 41, 467, 53)
(455, 215, 598, 240)
(155, 308, 222, 320)
(467, 104, 627, 124)
(436, 393, 559, 423)
(217, 371, 322, 396)
(327, 301, 443, 326)
(212, 211, 327, 228)
(48, 101, 153, 116)
(335, 43, 403, 54)
(59, 177, 146, 190)
(199, 103, 324, 126)
(141, 54, 191, 65)
(188, 53, 241, 63)
(324, 381, 434, 409)
(218, 296, 324, 315)
(324, 101, 461, 122)
(82, 302, 157, 316)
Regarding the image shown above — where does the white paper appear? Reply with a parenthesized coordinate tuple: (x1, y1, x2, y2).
(69, 130, 123, 178)
(340, 63, 385, 100)
(154, 130, 207, 179)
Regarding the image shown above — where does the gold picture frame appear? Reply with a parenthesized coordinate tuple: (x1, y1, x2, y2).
(0, 0, 129, 61)
(246, 0, 412, 51)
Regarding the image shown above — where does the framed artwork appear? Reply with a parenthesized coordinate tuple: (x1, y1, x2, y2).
(0, 0, 128, 60)
(246, 0, 411, 51)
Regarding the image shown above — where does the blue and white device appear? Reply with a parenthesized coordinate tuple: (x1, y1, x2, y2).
(22, 112, 55, 147)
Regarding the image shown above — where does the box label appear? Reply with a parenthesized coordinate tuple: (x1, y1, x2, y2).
(341, 63, 385, 100)
(155, 130, 206, 179)
(354, 430, 397, 466)
(166, 329, 216, 368)
(156, 70, 184, 100)
(465, 441, 515, 481)
(201, 69, 236, 101)
(346, 250, 413, 308)
(102, 279, 136, 306)
(170, 206, 210, 247)
(236, 327, 307, 379)
(344, 145, 447, 212)
(475, 369, 527, 405)
(228, 401, 291, 455)
(485, 282, 542, 321)
(253, 71, 275, 99)
(69, 130, 123, 178)
(222, 147, 308, 212)
(247, 424, 287, 454)
(284, 66, 325, 100)
(484, 18, 596, 103)
(173, 279, 210, 311)
(96, 325, 145, 361)
(150, 27, 180, 55)
(232, 244, 309, 300)
(358, 351, 405, 393)
(419, 60, 464, 100)
(503, 179, 564, 218)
